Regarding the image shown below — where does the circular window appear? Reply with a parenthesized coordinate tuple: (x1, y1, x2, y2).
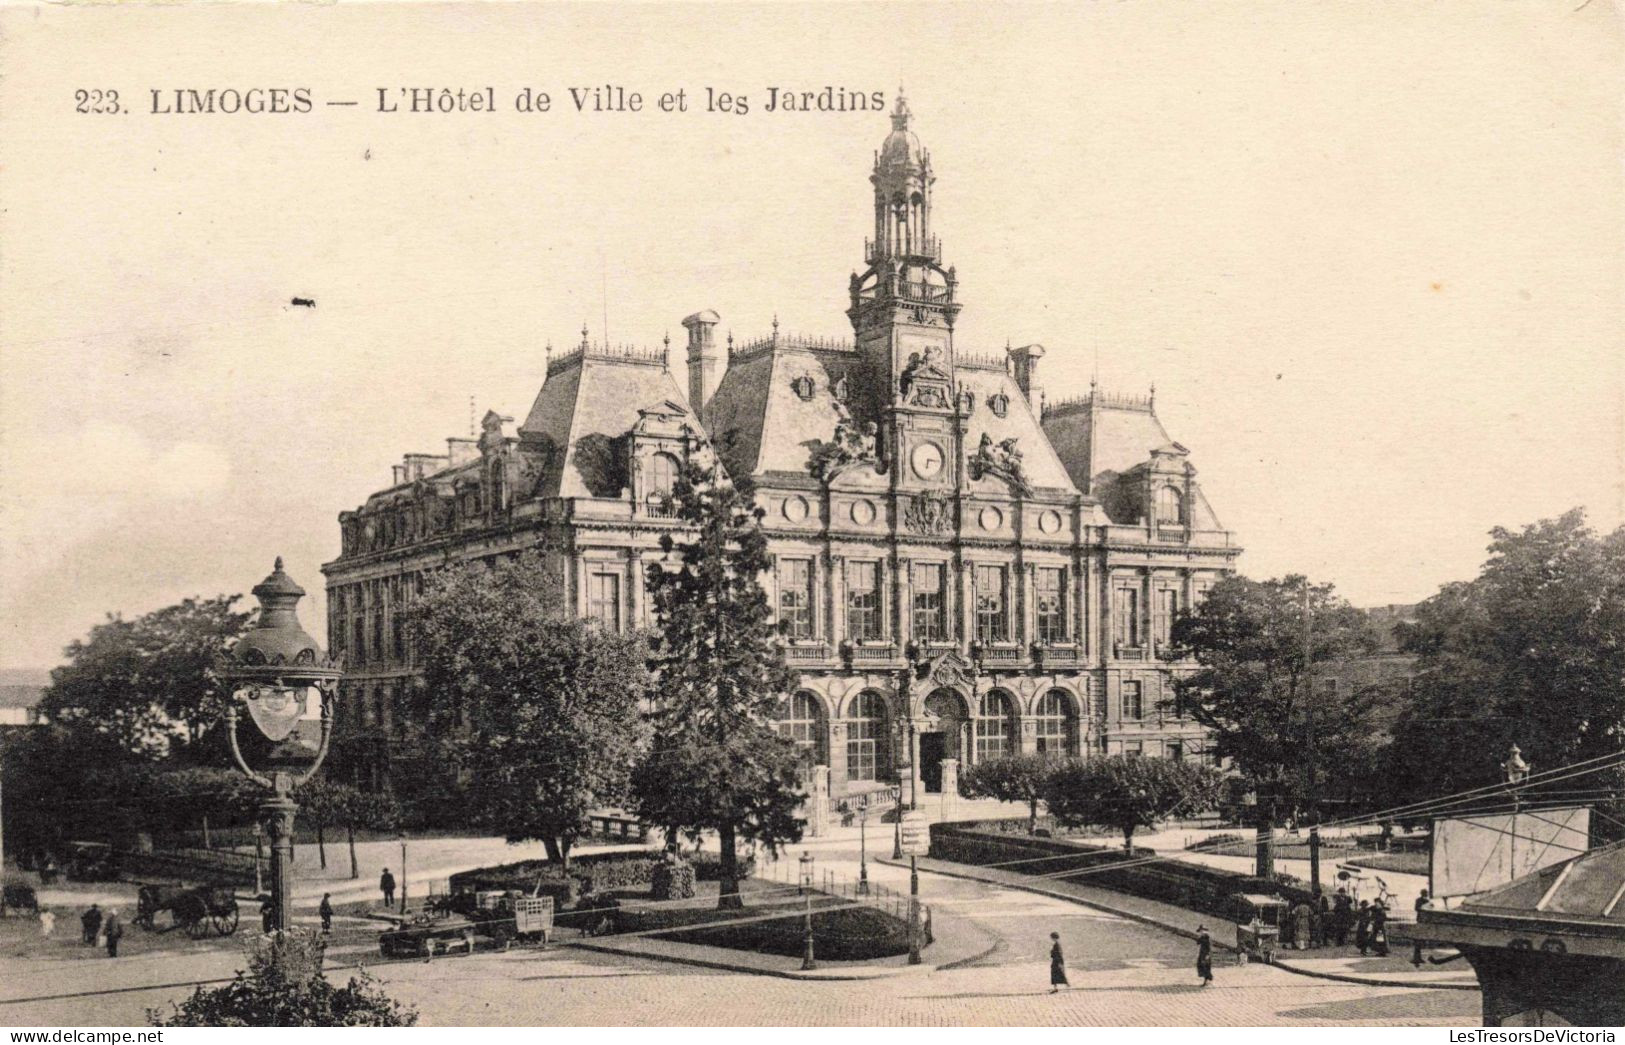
(979, 505, 1003, 531)
(850, 499, 877, 525)
(1038, 510, 1062, 534)
(783, 495, 810, 523)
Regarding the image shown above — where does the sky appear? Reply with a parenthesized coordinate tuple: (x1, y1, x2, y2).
(1, 1, 1621, 672)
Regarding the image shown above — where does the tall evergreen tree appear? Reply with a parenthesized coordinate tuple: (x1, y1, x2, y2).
(635, 438, 805, 909)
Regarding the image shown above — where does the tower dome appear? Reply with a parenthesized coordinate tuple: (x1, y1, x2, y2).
(878, 91, 925, 169)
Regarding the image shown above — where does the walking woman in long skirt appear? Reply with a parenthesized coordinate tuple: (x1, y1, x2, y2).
(1196, 926, 1214, 986)
(1049, 932, 1070, 993)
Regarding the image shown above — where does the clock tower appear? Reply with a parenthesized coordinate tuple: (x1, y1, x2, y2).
(846, 91, 964, 494)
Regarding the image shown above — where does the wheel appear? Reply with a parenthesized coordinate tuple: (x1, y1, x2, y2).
(213, 904, 239, 937)
(186, 915, 210, 939)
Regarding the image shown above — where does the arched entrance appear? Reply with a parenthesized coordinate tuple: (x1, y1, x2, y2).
(920, 688, 968, 793)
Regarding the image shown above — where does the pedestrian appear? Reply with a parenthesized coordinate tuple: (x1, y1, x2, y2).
(102, 909, 123, 958)
(1292, 900, 1313, 950)
(319, 893, 334, 934)
(1048, 932, 1069, 993)
(1355, 900, 1372, 955)
(1412, 888, 1430, 966)
(38, 907, 55, 938)
(261, 897, 274, 934)
(1371, 900, 1389, 957)
(380, 867, 396, 908)
(1333, 890, 1352, 947)
(80, 903, 102, 946)
(1196, 925, 1213, 986)
(1313, 891, 1330, 948)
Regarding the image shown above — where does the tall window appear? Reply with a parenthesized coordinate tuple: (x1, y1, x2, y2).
(646, 452, 679, 506)
(975, 691, 1015, 761)
(1156, 485, 1185, 525)
(587, 571, 621, 630)
(846, 561, 881, 642)
(779, 692, 826, 769)
(1167, 740, 1184, 762)
(778, 558, 814, 640)
(1113, 585, 1142, 648)
(847, 692, 888, 781)
(1089, 677, 1107, 723)
(1122, 680, 1144, 720)
(912, 563, 947, 642)
(1153, 588, 1179, 646)
(975, 565, 1009, 643)
(1034, 690, 1078, 758)
(1036, 567, 1067, 644)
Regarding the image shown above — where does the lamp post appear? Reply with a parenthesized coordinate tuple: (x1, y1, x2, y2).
(857, 797, 870, 895)
(399, 832, 409, 916)
(214, 558, 344, 934)
(798, 850, 816, 971)
(251, 822, 265, 897)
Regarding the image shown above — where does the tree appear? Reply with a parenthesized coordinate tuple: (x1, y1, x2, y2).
(150, 929, 416, 1027)
(1168, 575, 1382, 825)
(1384, 510, 1625, 831)
(634, 439, 805, 909)
(960, 754, 1056, 834)
(404, 553, 652, 869)
(1042, 755, 1223, 849)
(294, 778, 397, 872)
(41, 595, 251, 758)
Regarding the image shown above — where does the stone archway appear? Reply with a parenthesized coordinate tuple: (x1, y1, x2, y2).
(919, 688, 969, 794)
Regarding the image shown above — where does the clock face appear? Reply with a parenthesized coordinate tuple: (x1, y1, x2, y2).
(911, 442, 945, 480)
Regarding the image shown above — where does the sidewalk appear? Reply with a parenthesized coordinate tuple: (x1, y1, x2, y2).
(888, 855, 1477, 992)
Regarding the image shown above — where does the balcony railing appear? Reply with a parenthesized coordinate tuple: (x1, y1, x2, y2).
(783, 643, 830, 664)
(865, 236, 942, 265)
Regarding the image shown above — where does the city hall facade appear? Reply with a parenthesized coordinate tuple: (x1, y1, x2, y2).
(321, 97, 1242, 803)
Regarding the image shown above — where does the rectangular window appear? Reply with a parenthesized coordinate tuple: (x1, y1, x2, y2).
(777, 559, 813, 640)
(1167, 740, 1184, 762)
(847, 722, 880, 781)
(846, 561, 881, 642)
(1113, 586, 1141, 648)
(1154, 588, 1179, 646)
(975, 565, 1009, 643)
(587, 572, 622, 631)
(1036, 567, 1067, 644)
(912, 563, 947, 643)
(1123, 680, 1144, 720)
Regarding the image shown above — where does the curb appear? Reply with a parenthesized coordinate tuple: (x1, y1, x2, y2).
(889, 857, 1477, 993)
(569, 938, 921, 981)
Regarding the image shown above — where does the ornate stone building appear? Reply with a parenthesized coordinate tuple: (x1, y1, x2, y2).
(322, 96, 1242, 801)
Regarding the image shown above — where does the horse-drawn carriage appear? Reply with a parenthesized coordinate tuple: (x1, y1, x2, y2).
(135, 883, 241, 938)
(1, 883, 40, 918)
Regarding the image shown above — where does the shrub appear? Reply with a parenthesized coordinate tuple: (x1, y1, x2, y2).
(651, 860, 697, 901)
(691, 851, 756, 881)
(149, 930, 416, 1027)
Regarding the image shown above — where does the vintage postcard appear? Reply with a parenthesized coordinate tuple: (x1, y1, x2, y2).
(1, 1, 1621, 1031)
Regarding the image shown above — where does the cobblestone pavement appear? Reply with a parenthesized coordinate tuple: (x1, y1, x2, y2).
(1, 835, 1483, 1026)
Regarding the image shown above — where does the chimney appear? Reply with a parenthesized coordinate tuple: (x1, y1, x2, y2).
(1009, 343, 1045, 404)
(682, 309, 722, 425)
(446, 437, 479, 466)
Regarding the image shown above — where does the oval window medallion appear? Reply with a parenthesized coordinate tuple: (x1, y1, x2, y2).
(1038, 509, 1062, 535)
(978, 505, 1003, 531)
(850, 499, 877, 526)
(783, 495, 810, 523)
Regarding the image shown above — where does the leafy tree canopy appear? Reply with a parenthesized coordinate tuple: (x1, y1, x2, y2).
(1043, 755, 1223, 849)
(960, 754, 1055, 834)
(634, 438, 805, 907)
(405, 552, 652, 867)
(1169, 574, 1381, 816)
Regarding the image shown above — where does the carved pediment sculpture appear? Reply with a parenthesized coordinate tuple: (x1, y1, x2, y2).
(903, 488, 952, 535)
(969, 433, 1033, 496)
(927, 650, 977, 689)
(808, 402, 879, 483)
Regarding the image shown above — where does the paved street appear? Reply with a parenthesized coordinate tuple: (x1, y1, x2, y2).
(0, 828, 1482, 1027)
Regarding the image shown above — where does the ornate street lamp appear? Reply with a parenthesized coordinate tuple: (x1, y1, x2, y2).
(857, 797, 871, 896)
(214, 558, 343, 933)
(798, 851, 816, 971)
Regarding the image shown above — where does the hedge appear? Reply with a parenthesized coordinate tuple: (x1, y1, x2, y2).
(449, 849, 758, 905)
(640, 904, 914, 962)
(930, 822, 1315, 923)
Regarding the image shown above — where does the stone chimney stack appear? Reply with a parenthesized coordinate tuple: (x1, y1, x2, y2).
(682, 309, 722, 425)
(1009, 343, 1045, 405)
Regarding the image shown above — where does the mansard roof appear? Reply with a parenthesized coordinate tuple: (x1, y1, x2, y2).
(705, 339, 860, 480)
(955, 361, 1077, 496)
(1041, 390, 1175, 494)
(518, 343, 697, 499)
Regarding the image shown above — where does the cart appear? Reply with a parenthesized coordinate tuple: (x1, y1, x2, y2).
(136, 882, 241, 937)
(1232, 893, 1288, 964)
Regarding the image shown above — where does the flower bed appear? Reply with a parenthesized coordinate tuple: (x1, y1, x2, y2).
(625, 901, 914, 961)
(448, 850, 757, 908)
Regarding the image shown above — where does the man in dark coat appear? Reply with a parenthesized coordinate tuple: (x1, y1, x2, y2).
(1355, 900, 1372, 955)
(1049, 932, 1069, 992)
(1370, 900, 1389, 956)
(80, 904, 102, 945)
(1412, 888, 1430, 965)
(102, 909, 123, 958)
(1196, 926, 1213, 986)
(1333, 890, 1352, 946)
(380, 868, 396, 908)
(319, 893, 334, 934)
